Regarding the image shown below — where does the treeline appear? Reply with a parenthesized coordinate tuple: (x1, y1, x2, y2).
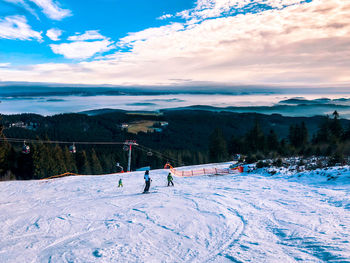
(209, 111, 350, 165)
(1, 110, 350, 180)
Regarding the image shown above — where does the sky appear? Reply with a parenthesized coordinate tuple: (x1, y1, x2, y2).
(0, 0, 349, 90)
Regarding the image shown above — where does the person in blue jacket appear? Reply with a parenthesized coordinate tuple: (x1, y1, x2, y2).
(143, 170, 151, 193)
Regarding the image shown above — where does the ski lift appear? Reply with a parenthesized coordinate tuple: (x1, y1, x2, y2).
(147, 151, 153, 157)
(69, 143, 76, 154)
(22, 141, 30, 154)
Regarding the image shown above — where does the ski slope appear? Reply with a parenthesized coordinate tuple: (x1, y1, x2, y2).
(0, 163, 350, 263)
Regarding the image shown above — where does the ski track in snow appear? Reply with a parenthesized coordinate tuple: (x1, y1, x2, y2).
(0, 163, 350, 263)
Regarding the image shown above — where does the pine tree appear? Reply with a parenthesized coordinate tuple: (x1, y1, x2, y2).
(50, 145, 67, 175)
(330, 110, 343, 140)
(77, 150, 91, 174)
(314, 116, 331, 143)
(245, 121, 265, 153)
(267, 129, 279, 152)
(32, 142, 50, 179)
(209, 128, 228, 162)
(90, 148, 103, 175)
(0, 122, 10, 176)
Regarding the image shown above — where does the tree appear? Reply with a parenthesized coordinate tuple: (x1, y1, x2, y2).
(76, 150, 91, 174)
(244, 121, 265, 153)
(313, 116, 331, 144)
(329, 110, 343, 140)
(0, 122, 11, 176)
(267, 129, 279, 152)
(90, 148, 103, 175)
(209, 128, 228, 162)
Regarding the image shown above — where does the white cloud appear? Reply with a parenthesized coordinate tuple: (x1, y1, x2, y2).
(1, 0, 350, 88)
(50, 40, 115, 59)
(29, 0, 71, 20)
(119, 23, 184, 47)
(68, 30, 106, 41)
(0, 63, 11, 68)
(46, 28, 62, 41)
(0, 15, 42, 41)
(178, 0, 305, 20)
(157, 14, 173, 20)
(4, 0, 71, 20)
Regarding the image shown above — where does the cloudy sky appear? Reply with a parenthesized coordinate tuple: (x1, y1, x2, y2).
(0, 0, 349, 89)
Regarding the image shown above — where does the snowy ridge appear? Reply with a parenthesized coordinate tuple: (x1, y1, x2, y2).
(0, 163, 349, 262)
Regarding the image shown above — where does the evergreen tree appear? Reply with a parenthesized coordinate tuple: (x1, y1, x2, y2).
(76, 150, 91, 174)
(32, 142, 50, 179)
(329, 110, 343, 140)
(50, 145, 67, 175)
(90, 148, 103, 174)
(267, 129, 279, 152)
(314, 116, 331, 143)
(209, 128, 228, 162)
(0, 123, 10, 175)
(245, 121, 265, 153)
(228, 135, 243, 155)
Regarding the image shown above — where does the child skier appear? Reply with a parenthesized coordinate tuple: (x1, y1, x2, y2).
(143, 170, 151, 193)
(167, 172, 174, 187)
(118, 178, 123, 187)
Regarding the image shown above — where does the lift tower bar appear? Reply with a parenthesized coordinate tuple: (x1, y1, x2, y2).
(124, 140, 138, 172)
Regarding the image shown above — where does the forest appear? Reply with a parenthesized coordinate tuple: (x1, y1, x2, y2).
(1, 109, 350, 180)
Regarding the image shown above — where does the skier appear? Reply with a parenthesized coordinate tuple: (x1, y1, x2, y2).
(143, 170, 151, 193)
(118, 178, 123, 187)
(167, 172, 174, 187)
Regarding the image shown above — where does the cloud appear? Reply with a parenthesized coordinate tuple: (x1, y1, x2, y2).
(0, 63, 11, 68)
(46, 28, 62, 41)
(1, 0, 350, 88)
(4, 0, 71, 20)
(68, 30, 106, 41)
(29, 0, 71, 20)
(177, 0, 305, 21)
(0, 15, 42, 41)
(157, 14, 173, 20)
(49, 31, 115, 59)
(119, 23, 184, 47)
(50, 40, 115, 59)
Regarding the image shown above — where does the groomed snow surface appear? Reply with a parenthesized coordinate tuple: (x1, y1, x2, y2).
(1, 163, 350, 263)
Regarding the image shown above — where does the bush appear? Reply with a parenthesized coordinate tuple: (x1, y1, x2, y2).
(273, 158, 283, 167)
(256, 160, 269, 168)
(328, 151, 344, 166)
(245, 154, 257, 164)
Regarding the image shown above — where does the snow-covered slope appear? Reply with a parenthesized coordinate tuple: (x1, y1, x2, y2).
(0, 163, 349, 263)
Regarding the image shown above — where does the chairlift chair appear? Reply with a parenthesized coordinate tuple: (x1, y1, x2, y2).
(69, 143, 76, 154)
(22, 141, 30, 154)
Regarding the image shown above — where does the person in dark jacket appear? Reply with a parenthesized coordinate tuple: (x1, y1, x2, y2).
(143, 170, 151, 193)
(167, 172, 174, 186)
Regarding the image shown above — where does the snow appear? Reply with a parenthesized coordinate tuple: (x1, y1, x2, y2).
(0, 163, 350, 262)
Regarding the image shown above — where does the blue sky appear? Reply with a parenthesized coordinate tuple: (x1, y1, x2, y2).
(0, 0, 349, 89)
(0, 0, 192, 64)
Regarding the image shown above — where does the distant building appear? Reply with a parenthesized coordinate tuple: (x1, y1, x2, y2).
(9, 122, 38, 131)
(120, 123, 129, 129)
(10, 122, 26, 128)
